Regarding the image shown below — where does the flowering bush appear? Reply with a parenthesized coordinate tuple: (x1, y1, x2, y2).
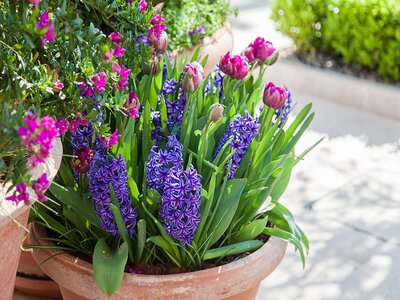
(30, 35, 319, 295)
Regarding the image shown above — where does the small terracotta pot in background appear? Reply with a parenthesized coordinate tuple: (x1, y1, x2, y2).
(15, 247, 62, 298)
(29, 222, 287, 300)
(172, 22, 234, 76)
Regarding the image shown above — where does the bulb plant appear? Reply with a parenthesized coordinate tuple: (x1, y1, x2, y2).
(32, 37, 319, 296)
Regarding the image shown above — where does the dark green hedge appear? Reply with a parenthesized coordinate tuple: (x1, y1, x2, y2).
(271, 0, 400, 81)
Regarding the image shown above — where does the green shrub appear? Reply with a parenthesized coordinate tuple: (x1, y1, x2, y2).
(271, 0, 400, 81)
(161, 0, 237, 50)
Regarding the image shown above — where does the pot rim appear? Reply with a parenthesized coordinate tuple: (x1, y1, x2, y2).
(30, 222, 287, 282)
(0, 138, 63, 228)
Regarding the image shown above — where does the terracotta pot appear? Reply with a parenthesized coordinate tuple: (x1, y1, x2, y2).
(15, 249, 62, 298)
(29, 222, 287, 300)
(0, 138, 63, 300)
(172, 22, 234, 76)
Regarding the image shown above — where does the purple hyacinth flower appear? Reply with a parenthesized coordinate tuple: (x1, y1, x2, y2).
(89, 153, 137, 237)
(70, 123, 94, 150)
(213, 112, 259, 179)
(160, 165, 202, 246)
(146, 135, 183, 194)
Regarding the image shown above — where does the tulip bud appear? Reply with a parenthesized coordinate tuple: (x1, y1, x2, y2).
(72, 147, 93, 174)
(125, 92, 140, 119)
(144, 53, 160, 75)
(182, 62, 204, 92)
(219, 52, 249, 80)
(245, 37, 276, 64)
(210, 103, 224, 122)
(263, 82, 288, 109)
(149, 31, 168, 53)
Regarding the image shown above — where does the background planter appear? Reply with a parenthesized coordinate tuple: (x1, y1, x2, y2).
(30, 222, 287, 300)
(0, 138, 62, 300)
(172, 22, 234, 76)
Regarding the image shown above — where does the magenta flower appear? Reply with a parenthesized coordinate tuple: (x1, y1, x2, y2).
(72, 146, 94, 174)
(79, 83, 95, 98)
(219, 52, 250, 80)
(112, 63, 131, 90)
(52, 80, 64, 93)
(263, 82, 288, 109)
(18, 112, 59, 167)
(148, 15, 166, 41)
(113, 45, 126, 58)
(32, 173, 50, 202)
(36, 11, 56, 46)
(91, 72, 107, 93)
(29, 0, 42, 6)
(68, 113, 91, 133)
(182, 62, 204, 92)
(100, 129, 121, 148)
(109, 32, 123, 45)
(244, 37, 276, 63)
(138, 0, 147, 12)
(55, 118, 68, 136)
(6, 182, 30, 205)
(125, 92, 140, 119)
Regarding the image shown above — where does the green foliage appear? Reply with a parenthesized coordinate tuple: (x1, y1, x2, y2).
(271, 0, 400, 81)
(161, 0, 237, 50)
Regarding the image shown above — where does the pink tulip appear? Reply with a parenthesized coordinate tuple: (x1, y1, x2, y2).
(219, 52, 249, 80)
(263, 82, 288, 109)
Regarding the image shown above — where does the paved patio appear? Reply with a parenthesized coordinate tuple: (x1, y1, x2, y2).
(230, 0, 400, 299)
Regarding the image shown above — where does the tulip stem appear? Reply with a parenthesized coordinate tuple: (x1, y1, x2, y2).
(259, 106, 273, 140)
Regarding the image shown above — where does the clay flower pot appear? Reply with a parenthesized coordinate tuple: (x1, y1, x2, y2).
(29, 222, 287, 300)
(0, 138, 62, 300)
(172, 22, 234, 76)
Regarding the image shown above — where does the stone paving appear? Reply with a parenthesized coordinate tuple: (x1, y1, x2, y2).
(229, 0, 400, 299)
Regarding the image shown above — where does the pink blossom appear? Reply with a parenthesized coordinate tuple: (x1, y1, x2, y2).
(91, 72, 107, 93)
(125, 92, 140, 119)
(32, 173, 50, 202)
(182, 62, 204, 92)
(6, 182, 30, 205)
(52, 79, 64, 93)
(55, 118, 68, 136)
(112, 63, 131, 90)
(68, 113, 91, 133)
(108, 32, 123, 45)
(138, 0, 147, 12)
(150, 15, 165, 26)
(18, 112, 58, 167)
(113, 45, 126, 58)
(104, 50, 114, 62)
(29, 0, 42, 6)
(36, 11, 56, 46)
(244, 37, 276, 63)
(263, 82, 288, 109)
(219, 52, 250, 80)
(100, 129, 121, 148)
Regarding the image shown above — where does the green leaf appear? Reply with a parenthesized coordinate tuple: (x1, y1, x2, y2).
(207, 178, 247, 247)
(147, 236, 182, 267)
(231, 216, 269, 244)
(203, 240, 263, 260)
(49, 182, 100, 228)
(135, 219, 146, 262)
(93, 239, 128, 296)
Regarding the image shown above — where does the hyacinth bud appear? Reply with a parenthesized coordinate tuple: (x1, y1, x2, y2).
(182, 62, 204, 92)
(245, 37, 276, 64)
(210, 103, 224, 122)
(149, 31, 168, 53)
(72, 146, 94, 174)
(219, 52, 249, 80)
(263, 82, 288, 109)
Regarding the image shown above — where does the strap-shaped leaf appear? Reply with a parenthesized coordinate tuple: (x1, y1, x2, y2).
(230, 216, 269, 244)
(93, 239, 128, 296)
(203, 240, 263, 260)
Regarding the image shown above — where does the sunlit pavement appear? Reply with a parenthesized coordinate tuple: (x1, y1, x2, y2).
(230, 1, 400, 299)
